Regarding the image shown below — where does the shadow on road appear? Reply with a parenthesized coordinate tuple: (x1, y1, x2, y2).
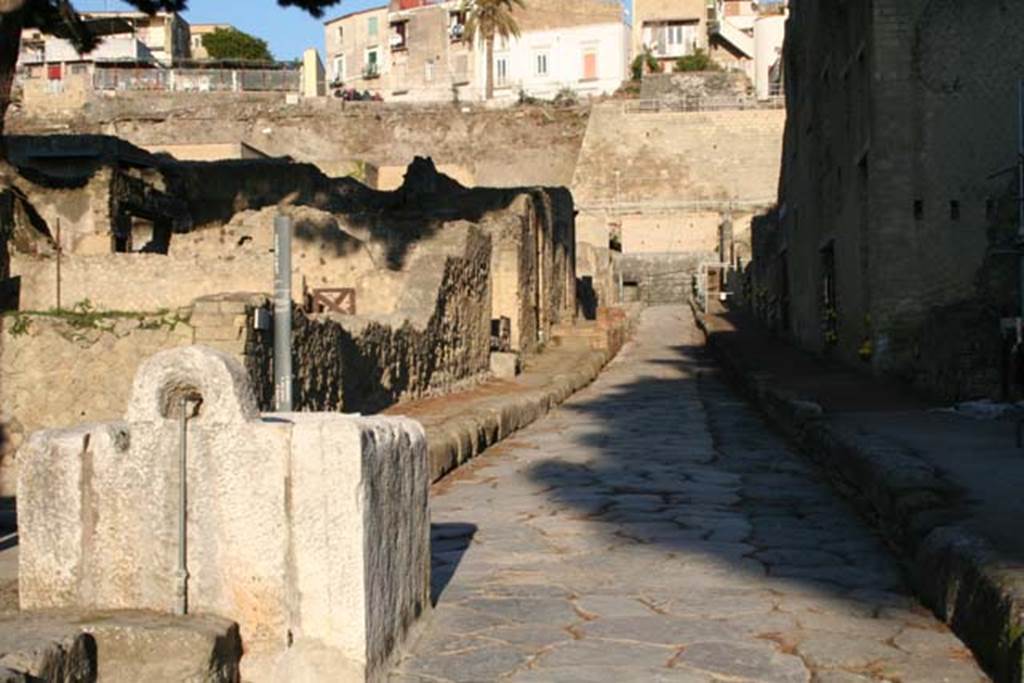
(522, 335, 908, 602)
(429, 522, 477, 606)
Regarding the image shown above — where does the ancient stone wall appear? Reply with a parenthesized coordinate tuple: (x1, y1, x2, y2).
(0, 309, 194, 495)
(639, 71, 750, 102)
(621, 252, 709, 305)
(164, 159, 334, 230)
(770, 0, 1024, 400)
(571, 102, 782, 308)
(9, 96, 589, 189)
(245, 224, 493, 414)
(576, 241, 621, 318)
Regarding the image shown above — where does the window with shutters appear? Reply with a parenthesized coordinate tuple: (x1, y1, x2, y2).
(582, 50, 597, 81)
(496, 56, 509, 87)
(535, 51, 549, 77)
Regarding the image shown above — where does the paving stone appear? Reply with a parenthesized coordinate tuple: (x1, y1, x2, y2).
(401, 646, 529, 682)
(753, 549, 848, 568)
(655, 590, 777, 619)
(794, 612, 903, 640)
(810, 672, 875, 683)
(579, 616, 737, 645)
(483, 623, 573, 651)
(507, 665, 714, 682)
(427, 605, 516, 635)
(674, 640, 810, 683)
(456, 597, 579, 625)
(533, 638, 674, 668)
(892, 626, 976, 656)
(392, 307, 986, 683)
(872, 656, 988, 683)
(795, 633, 906, 670)
(769, 564, 905, 590)
(573, 595, 657, 619)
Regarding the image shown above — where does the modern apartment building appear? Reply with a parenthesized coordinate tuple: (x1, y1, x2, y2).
(631, 0, 786, 99)
(324, 5, 397, 88)
(323, 0, 628, 103)
(17, 10, 191, 71)
(631, 0, 708, 68)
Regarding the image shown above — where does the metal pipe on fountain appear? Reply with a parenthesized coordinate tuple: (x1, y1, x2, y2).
(176, 396, 189, 616)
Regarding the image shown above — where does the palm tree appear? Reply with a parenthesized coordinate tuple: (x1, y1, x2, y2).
(462, 0, 525, 101)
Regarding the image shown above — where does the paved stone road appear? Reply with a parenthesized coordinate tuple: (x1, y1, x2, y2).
(391, 306, 987, 683)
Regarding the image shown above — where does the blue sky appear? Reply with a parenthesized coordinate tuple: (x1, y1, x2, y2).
(73, 0, 633, 62)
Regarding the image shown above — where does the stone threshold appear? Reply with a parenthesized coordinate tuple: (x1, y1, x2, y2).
(692, 301, 1024, 683)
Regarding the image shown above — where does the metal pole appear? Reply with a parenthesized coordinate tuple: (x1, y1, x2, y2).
(274, 213, 293, 412)
(176, 397, 189, 616)
(55, 218, 61, 311)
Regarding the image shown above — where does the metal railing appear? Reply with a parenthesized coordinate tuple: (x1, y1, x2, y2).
(622, 95, 785, 114)
(93, 67, 300, 93)
(694, 261, 734, 313)
(578, 198, 777, 215)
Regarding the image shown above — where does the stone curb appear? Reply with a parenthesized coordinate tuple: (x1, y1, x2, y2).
(692, 304, 1024, 683)
(425, 348, 614, 483)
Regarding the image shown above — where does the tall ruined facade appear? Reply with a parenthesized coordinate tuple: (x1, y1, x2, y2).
(757, 0, 1024, 400)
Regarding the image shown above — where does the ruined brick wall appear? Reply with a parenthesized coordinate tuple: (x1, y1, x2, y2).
(10, 168, 113, 255)
(9, 96, 589, 189)
(773, 0, 1024, 400)
(245, 225, 493, 413)
(165, 159, 334, 229)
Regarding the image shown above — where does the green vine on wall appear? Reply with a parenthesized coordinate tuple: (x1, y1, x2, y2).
(2, 299, 191, 341)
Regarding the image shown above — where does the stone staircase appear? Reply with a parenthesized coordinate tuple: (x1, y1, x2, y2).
(550, 306, 634, 354)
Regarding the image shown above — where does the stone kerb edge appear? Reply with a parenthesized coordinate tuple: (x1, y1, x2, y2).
(692, 305, 1024, 683)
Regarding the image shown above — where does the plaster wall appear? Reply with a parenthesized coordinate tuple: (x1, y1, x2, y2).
(0, 312, 194, 497)
(620, 212, 721, 254)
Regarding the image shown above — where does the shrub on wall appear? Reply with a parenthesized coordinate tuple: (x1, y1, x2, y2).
(631, 49, 662, 81)
(674, 49, 718, 73)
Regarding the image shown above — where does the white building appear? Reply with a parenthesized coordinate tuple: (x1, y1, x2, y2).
(323, 0, 628, 103)
(17, 11, 191, 69)
(477, 15, 629, 101)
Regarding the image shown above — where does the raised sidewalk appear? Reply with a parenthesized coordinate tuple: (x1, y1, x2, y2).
(695, 303, 1024, 683)
(386, 306, 639, 483)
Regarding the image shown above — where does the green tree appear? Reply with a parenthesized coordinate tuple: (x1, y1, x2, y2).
(0, 0, 338, 155)
(202, 27, 273, 62)
(462, 0, 524, 101)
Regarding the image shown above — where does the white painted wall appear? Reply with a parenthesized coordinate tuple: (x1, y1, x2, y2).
(471, 21, 629, 102)
(753, 14, 785, 100)
(43, 35, 155, 64)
